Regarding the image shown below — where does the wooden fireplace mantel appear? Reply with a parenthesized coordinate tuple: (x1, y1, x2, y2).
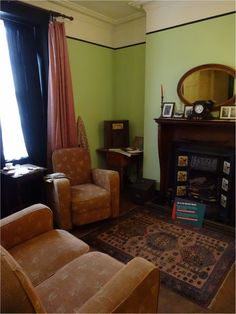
(154, 118, 235, 199)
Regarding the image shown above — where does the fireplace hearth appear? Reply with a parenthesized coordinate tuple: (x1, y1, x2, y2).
(154, 118, 235, 227)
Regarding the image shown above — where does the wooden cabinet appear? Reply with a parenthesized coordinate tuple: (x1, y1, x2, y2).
(1, 164, 46, 218)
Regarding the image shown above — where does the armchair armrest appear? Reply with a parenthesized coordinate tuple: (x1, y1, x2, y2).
(78, 257, 160, 313)
(0, 204, 53, 250)
(44, 177, 72, 230)
(92, 169, 120, 217)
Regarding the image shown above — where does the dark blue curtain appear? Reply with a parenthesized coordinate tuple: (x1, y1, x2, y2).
(0, 123, 4, 169)
(1, 1, 49, 167)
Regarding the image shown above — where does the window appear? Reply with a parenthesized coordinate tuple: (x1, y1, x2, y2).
(0, 19, 28, 162)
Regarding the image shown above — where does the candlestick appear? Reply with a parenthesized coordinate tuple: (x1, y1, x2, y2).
(161, 84, 164, 113)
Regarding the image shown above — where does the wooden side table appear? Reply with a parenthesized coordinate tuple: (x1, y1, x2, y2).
(97, 148, 143, 189)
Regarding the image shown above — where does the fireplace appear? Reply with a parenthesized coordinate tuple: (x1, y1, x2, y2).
(154, 118, 235, 226)
(174, 144, 234, 225)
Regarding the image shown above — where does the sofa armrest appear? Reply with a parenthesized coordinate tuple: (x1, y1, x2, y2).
(1, 246, 46, 313)
(78, 257, 160, 313)
(92, 169, 120, 217)
(44, 177, 72, 231)
(0, 204, 53, 250)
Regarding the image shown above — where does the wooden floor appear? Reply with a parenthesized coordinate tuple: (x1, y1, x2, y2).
(72, 195, 235, 313)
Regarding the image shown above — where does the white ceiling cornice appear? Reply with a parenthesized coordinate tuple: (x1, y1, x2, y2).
(49, 0, 145, 25)
(143, 0, 235, 33)
(129, 1, 152, 10)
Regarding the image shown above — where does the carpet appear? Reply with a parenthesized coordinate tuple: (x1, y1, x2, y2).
(81, 206, 235, 307)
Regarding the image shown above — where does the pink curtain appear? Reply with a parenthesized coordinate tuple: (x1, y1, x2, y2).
(47, 21, 77, 166)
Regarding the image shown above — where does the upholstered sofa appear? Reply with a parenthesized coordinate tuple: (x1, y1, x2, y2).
(45, 147, 120, 230)
(1, 204, 160, 313)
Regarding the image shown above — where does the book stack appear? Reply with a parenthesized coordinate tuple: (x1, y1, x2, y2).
(172, 197, 206, 227)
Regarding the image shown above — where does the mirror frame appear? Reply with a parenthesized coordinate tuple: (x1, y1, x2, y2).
(177, 63, 236, 110)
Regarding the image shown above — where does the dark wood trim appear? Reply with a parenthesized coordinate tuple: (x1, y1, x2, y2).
(146, 11, 235, 35)
(67, 36, 145, 50)
(154, 118, 236, 128)
(66, 36, 113, 49)
(114, 42, 146, 50)
(67, 11, 235, 49)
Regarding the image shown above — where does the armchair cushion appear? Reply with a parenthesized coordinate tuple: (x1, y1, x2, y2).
(9, 229, 89, 286)
(71, 184, 110, 225)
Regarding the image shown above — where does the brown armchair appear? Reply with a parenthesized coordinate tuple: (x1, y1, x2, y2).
(46, 147, 120, 230)
(1, 204, 160, 313)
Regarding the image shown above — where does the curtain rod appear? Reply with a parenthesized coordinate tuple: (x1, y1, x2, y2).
(10, 1, 74, 21)
(22, 1, 74, 21)
(50, 11, 74, 21)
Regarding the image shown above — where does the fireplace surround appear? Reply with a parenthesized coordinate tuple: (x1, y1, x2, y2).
(154, 118, 235, 226)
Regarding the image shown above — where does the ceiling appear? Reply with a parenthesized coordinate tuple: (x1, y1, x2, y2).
(52, 0, 146, 24)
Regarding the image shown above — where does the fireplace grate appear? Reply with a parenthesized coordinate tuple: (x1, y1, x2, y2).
(173, 146, 235, 226)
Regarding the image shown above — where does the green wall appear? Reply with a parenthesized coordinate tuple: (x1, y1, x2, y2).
(143, 13, 235, 184)
(67, 13, 234, 182)
(113, 44, 146, 143)
(67, 39, 145, 167)
(67, 39, 113, 167)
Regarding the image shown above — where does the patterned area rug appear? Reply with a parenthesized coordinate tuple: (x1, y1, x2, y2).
(81, 207, 235, 307)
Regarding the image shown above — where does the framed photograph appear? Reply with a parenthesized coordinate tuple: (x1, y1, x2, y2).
(220, 106, 236, 119)
(220, 106, 230, 119)
(184, 105, 193, 118)
(162, 102, 175, 118)
(229, 106, 236, 119)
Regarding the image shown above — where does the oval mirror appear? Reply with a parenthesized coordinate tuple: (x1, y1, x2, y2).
(177, 64, 235, 110)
